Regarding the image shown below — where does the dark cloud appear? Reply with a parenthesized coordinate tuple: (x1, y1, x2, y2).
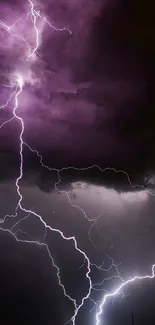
(1, 174, 155, 325)
(0, 149, 152, 193)
(0, 0, 155, 324)
(0, 0, 154, 173)
(0, 0, 154, 183)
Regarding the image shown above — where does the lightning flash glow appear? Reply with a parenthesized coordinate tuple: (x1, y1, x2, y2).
(0, 1, 155, 325)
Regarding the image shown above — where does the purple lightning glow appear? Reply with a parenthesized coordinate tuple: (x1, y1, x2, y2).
(1, 74, 92, 324)
(0, 3, 92, 324)
(0, 1, 155, 325)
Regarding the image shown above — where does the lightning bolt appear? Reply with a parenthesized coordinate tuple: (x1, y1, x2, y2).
(0, 2, 92, 324)
(28, 0, 40, 58)
(95, 264, 155, 325)
(0, 15, 33, 54)
(0, 1, 155, 325)
(0, 64, 92, 325)
(0, 85, 17, 128)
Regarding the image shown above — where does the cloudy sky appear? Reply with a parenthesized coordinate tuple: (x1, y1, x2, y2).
(0, 0, 155, 324)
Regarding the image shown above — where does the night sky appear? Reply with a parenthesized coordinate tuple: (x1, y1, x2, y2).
(0, 0, 155, 324)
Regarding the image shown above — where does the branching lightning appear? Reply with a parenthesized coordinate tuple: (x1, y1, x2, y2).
(0, 2, 91, 324)
(0, 68, 92, 325)
(0, 1, 155, 325)
(95, 264, 155, 325)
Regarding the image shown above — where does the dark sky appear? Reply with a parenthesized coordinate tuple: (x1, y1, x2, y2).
(0, 0, 155, 324)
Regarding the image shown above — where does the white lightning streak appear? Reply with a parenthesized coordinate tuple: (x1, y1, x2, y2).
(0, 88, 16, 110)
(0, 18, 32, 52)
(28, 0, 40, 58)
(0, 87, 17, 128)
(13, 68, 92, 325)
(43, 16, 72, 34)
(0, 3, 92, 323)
(95, 264, 155, 325)
(0, 71, 92, 324)
(0, 116, 15, 129)
(1, 1, 154, 325)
